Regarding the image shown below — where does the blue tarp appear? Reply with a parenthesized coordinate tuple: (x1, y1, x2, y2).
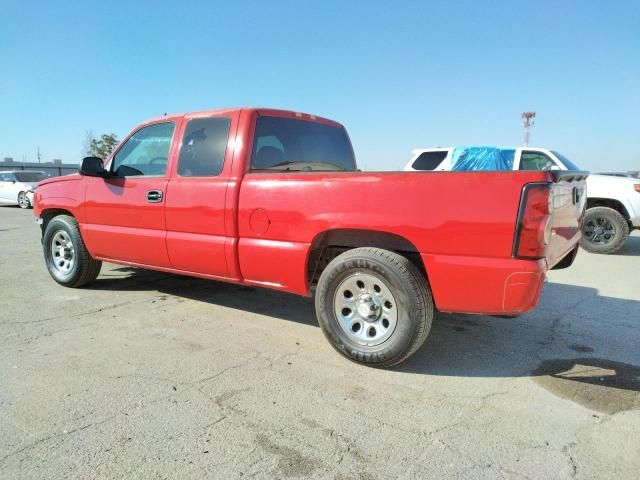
(450, 146, 515, 171)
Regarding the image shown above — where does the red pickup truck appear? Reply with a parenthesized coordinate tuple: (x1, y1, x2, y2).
(34, 107, 587, 367)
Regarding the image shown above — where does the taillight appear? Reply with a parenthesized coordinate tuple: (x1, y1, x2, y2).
(513, 183, 552, 259)
(634, 183, 640, 193)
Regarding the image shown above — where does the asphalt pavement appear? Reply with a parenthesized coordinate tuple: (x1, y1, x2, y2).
(1, 205, 639, 479)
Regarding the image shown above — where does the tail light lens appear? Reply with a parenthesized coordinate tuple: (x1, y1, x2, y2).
(513, 183, 552, 259)
(634, 183, 640, 193)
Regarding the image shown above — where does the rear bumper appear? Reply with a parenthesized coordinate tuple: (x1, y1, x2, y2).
(421, 253, 547, 315)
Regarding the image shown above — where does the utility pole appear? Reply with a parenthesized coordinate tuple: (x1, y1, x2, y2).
(521, 112, 536, 146)
(37, 146, 42, 163)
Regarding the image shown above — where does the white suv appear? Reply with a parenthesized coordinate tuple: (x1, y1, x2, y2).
(405, 147, 640, 254)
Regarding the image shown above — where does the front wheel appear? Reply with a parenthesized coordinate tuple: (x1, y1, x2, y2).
(315, 247, 433, 368)
(580, 207, 629, 254)
(43, 215, 102, 287)
(17, 191, 31, 209)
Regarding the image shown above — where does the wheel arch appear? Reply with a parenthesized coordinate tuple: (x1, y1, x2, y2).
(40, 208, 76, 237)
(306, 228, 428, 290)
(586, 198, 631, 226)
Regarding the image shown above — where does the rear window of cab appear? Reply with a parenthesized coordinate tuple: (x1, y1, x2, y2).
(251, 116, 356, 172)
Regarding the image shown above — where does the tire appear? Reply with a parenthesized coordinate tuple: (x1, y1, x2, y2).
(315, 247, 433, 368)
(43, 215, 102, 287)
(17, 191, 31, 209)
(580, 207, 629, 254)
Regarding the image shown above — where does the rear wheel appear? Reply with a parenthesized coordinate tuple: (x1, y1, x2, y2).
(315, 247, 433, 367)
(580, 207, 629, 254)
(17, 192, 31, 209)
(43, 215, 102, 287)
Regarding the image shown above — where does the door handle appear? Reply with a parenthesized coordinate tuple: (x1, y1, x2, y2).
(146, 190, 163, 203)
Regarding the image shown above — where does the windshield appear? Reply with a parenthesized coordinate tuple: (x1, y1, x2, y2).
(551, 151, 582, 171)
(14, 171, 48, 182)
(251, 116, 356, 172)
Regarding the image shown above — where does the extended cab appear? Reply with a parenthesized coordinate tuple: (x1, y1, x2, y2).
(35, 108, 587, 367)
(406, 146, 639, 254)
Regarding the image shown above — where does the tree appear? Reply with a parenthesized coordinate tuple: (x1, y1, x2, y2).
(82, 130, 96, 157)
(85, 133, 119, 159)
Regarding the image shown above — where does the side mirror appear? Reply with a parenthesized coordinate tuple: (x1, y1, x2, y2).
(79, 156, 108, 177)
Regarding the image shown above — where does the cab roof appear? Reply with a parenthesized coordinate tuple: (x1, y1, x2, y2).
(140, 107, 343, 128)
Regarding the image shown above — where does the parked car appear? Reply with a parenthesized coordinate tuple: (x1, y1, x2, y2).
(596, 172, 636, 178)
(0, 170, 49, 208)
(406, 146, 640, 254)
(34, 108, 586, 367)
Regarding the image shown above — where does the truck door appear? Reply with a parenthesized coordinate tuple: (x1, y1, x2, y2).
(83, 121, 177, 267)
(164, 113, 238, 278)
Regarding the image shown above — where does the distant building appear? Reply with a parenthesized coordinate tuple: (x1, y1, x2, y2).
(0, 159, 78, 177)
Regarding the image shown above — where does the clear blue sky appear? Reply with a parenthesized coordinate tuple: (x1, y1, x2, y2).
(1, 0, 638, 171)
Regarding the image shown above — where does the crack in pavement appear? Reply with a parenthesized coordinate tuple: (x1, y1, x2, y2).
(0, 414, 118, 465)
(3, 298, 151, 326)
(562, 442, 578, 478)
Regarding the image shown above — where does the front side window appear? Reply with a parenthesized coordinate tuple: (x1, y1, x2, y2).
(552, 151, 582, 171)
(112, 122, 175, 177)
(251, 116, 356, 172)
(177, 117, 230, 177)
(519, 151, 556, 171)
(0, 173, 10, 182)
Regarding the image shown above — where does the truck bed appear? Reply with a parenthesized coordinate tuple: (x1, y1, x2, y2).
(237, 169, 586, 313)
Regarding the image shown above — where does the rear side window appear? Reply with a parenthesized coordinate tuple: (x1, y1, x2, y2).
(15, 171, 48, 182)
(178, 117, 231, 177)
(411, 151, 447, 170)
(251, 116, 356, 172)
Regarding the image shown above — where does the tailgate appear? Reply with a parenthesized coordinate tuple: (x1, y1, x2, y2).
(546, 171, 588, 268)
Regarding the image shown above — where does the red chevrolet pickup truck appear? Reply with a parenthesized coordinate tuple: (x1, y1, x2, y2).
(34, 107, 587, 367)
